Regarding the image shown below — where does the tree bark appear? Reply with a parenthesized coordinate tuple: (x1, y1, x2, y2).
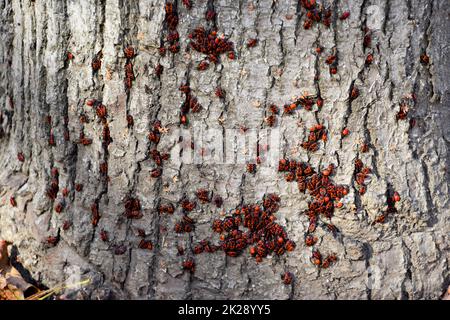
(0, 0, 448, 299)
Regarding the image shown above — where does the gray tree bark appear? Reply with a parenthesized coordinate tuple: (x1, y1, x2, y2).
(0, 0, 448, 299)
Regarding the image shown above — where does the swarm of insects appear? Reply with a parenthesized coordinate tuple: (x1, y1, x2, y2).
(354, 158, 372, 195)
(160, 3, 180, 55)
(283, 93, 321, 114)
(193, 194, 295, 263)
(299, 0, 334, 29)
(278, 159, 350, 267)
(188, 27, 235, 67)
(301, 124, 327, 152)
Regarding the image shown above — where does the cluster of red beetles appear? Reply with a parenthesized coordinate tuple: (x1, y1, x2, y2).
(3, 0, 416, 288)
(124, 46, 135, 90)
(278, 159, 349, 268)
(301, 124, 327, 152)
(193, 193, 296, 263)
(160, 3, 180, 56)
(354, 159, 372, 196)
(188, 26, 236, 71)
(178, 84, 202, 125)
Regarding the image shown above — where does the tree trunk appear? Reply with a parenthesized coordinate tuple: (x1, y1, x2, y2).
(0, 0, 448, 300)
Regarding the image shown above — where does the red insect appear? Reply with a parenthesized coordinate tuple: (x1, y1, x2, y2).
(339, 11, 350, 20)
(10, 196, 17, 207)
(138, 239, 153, 250)
(350, 86, 359, 100)
(46, 236, 59, 246)
(360, 143, 369, 153)
(150, 168, 162, 178)
(99, 162, 108, 175)
(374, 213, 386, 224)
(213, 195, 223, 208)
(67, 52, 74, 60)
(92, 58, 102, 72)
(215, 87, 225, 98)
(124, 197, 142, 219)
(285, 240, 296, 252)
(310, 249, 322, 266)
(281, 272, 293, 285)
(124, 46, 135, 59)
(168, 43, 180, 53)
(197, 60, 209, 71)
(182, 258, 195, 273)
(182, 0, 192, 10)
(17, 152, 25, 162)
(137, 229, 146, 238)
(365, 53, 373, 65)
(341, 128, 350, 136)
(363, 33, 371, 48)
(305, 234, 317, 246)
(55, 202, 63, 214)
(78, 132, 92, 146)
(246, 163, 257, 174)
(196, 189, 211, 203)
(91, 203, 101, 226)
(205, 9, 216, 21)
(303, 19, 313, 30)
(181, 199, 196, 212)
(393, 192, 401, 202)
(420, 54, 429, 65)
(114, 245, 127, 255)
(165, 3, 173, 15)
(155, 64, 164, 77)
(321, 253, 338, 269)
(62, 220, 72, 231)
(265, 114, 276, 127)
(269, 104, 279, 114)
(359, 186, 366, 195)
(246, 38, 258, 48)
(316, 97, 323, 108)
(49, 131, 56, 146)
(100, 229, 109, 242)
(396, 102, 409, 120)
(325, 55, 336, 65)
(96, 103, 107, 119)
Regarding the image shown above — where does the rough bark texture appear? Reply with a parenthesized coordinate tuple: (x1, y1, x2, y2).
(0, 0, 448, 300)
